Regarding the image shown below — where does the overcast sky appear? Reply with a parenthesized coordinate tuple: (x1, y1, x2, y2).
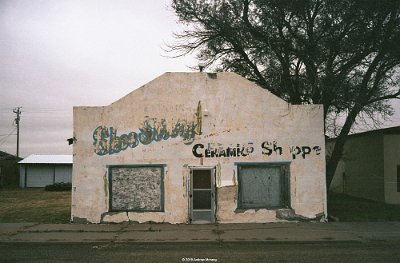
(0, 0, 197, 157)
(1, 0, 399, 158)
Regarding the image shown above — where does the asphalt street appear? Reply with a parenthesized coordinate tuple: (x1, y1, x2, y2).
(1, 241, 400, 263)
(1, 222, 400, 262)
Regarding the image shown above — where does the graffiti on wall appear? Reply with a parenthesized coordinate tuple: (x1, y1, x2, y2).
(192, 141, 321, 160)
(93, 116, 199, 155)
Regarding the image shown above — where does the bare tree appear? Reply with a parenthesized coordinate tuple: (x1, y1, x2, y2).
(168, 0, 400, 187)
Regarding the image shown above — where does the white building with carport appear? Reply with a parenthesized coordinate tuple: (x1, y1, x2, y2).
(19, 155, 72, 188)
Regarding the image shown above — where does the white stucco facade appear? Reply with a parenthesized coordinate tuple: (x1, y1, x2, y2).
(72, 72, 326, 223)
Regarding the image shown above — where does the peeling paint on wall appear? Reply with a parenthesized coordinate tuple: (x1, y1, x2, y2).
(216, 163, 221, 187)
(182, 165, 188, 198)
(72, 72, 326, 224)
(103, 171, 109, 210)
(232, 169, 237, 186)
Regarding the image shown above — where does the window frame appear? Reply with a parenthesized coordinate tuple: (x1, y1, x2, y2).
(107, 164, 165, 212)
(236, 162, 291, 210)
(397, 165, 400, 193)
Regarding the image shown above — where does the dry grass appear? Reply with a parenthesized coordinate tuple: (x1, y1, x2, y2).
(0, 188, 71, 223)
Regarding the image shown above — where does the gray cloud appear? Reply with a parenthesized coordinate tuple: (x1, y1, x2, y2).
(0, 0, 196, 157)
(1, 0, 399, 157)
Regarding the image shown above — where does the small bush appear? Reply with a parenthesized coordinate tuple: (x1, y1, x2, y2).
(45, 182, 72, 192)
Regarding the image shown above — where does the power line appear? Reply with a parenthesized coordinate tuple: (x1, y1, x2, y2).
(0, 107, 14, 111)
(24, 108, 70, 113)
(0, 127, 17, 147)
(1, 107, 70, 113)
(0, 134, 17, 137)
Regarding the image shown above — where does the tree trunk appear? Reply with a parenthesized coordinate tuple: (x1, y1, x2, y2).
(326, 105, 362, 188)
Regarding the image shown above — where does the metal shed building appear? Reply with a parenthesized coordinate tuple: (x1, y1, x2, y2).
(328, 126, 400, 204)
(72, 72, 327, 224)
(19, 155, 72, 188)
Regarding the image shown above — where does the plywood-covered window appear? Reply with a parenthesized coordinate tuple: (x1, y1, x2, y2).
(237, 163, 290, 209)
(108, 165, 165, 212)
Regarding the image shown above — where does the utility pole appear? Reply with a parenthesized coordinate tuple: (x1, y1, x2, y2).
(13, 107, 22, 158)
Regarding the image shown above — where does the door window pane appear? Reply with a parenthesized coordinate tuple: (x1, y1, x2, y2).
(193, 190, 211, 209)
(193, 170, 211, 189)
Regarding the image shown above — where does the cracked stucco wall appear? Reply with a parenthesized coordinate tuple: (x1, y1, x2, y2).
(72, 72, 326, 223)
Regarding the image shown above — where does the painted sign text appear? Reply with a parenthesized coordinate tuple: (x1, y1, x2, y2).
(93, 117, 199, 155)
(191, 141, 322, 160)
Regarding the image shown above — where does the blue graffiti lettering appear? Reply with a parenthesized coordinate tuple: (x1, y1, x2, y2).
(93, 117, 199, 155)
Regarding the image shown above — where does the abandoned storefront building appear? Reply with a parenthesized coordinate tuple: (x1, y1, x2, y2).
(72, 72, 327, 224)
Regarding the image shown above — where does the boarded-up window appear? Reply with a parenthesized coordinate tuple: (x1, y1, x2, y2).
(109, 165, 164, 212)
(238, 164, 290, 209)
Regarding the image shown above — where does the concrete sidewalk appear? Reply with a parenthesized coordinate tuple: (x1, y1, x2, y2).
(1, 222, 400, 243)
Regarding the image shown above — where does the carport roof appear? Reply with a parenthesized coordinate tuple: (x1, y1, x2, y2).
(19, 154, 72, 164)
